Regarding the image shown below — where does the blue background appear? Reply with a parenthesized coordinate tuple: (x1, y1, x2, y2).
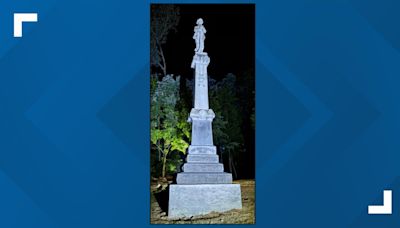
(1, 0, 400, 227)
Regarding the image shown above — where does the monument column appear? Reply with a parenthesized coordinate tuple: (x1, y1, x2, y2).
(191, 52, 210, 110)
(189, 52, 214, 147)
(168, 18, 242, 219)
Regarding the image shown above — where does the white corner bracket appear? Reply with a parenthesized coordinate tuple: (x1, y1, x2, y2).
(14, 13, 38, 38)
(368, 190, 392, 215)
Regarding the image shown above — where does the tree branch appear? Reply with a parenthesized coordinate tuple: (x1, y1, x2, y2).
(156, 40, 167, 76)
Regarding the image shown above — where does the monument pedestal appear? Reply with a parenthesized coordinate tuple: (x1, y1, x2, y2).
(168, 184, 242, 219)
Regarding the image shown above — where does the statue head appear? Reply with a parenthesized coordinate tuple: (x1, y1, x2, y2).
(196, 18, 204, 25)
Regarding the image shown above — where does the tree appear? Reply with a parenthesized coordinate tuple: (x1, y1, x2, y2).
(236, 69, 255, 178)
(150, 5, 180, 76)
(150, 75, 190, 178)
(210, 74, 243, 177)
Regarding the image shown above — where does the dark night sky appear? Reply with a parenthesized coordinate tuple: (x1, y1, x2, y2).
(164, 4, 255, 80)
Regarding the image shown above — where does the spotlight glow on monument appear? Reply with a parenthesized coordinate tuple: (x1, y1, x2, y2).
(168, 18, 242, 219)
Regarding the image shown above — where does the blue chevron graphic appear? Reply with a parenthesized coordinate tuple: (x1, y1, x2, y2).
(256, 41, 332, 180)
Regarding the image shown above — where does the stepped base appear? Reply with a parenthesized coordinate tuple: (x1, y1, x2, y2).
(168, 184, 242, 219)
(177, 172, 232, 184)
(186, 154, 219, 163)
(188, 145, 216, 154)
(183, 163, 224, 172)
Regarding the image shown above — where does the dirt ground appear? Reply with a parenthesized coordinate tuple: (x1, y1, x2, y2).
(150, 179, 255, 224)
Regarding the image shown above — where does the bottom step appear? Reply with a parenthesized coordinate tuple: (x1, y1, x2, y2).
(168, 184, 242, 219)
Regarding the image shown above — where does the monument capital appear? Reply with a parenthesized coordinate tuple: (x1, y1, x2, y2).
(191, 53, 210, 69)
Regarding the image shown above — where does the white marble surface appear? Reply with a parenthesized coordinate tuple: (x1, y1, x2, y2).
(168, 184, 242, 219)
(193, 18, 206, 53)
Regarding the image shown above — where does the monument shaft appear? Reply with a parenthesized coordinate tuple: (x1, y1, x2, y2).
(192, 53, 210, 110)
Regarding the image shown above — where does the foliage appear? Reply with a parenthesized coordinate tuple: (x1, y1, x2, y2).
(150, 5, 180, 76)
(210, 74, 243, 177)
(236, 69, 255, 131)
(235, 69, 255, 178)
(150, 74, 190, 178)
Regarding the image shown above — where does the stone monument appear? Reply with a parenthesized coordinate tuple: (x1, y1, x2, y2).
(168, 18, 242, 219)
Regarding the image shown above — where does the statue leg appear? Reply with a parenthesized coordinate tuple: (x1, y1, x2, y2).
(199, 41, 204, 53)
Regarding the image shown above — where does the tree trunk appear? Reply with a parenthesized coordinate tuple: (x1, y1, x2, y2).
(161, 153, 167, 178)
(231, 155, 237, 179)
(159, 45, 167, 76)
(156, 40, 167, 76)
(228, 150, 232, 174)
